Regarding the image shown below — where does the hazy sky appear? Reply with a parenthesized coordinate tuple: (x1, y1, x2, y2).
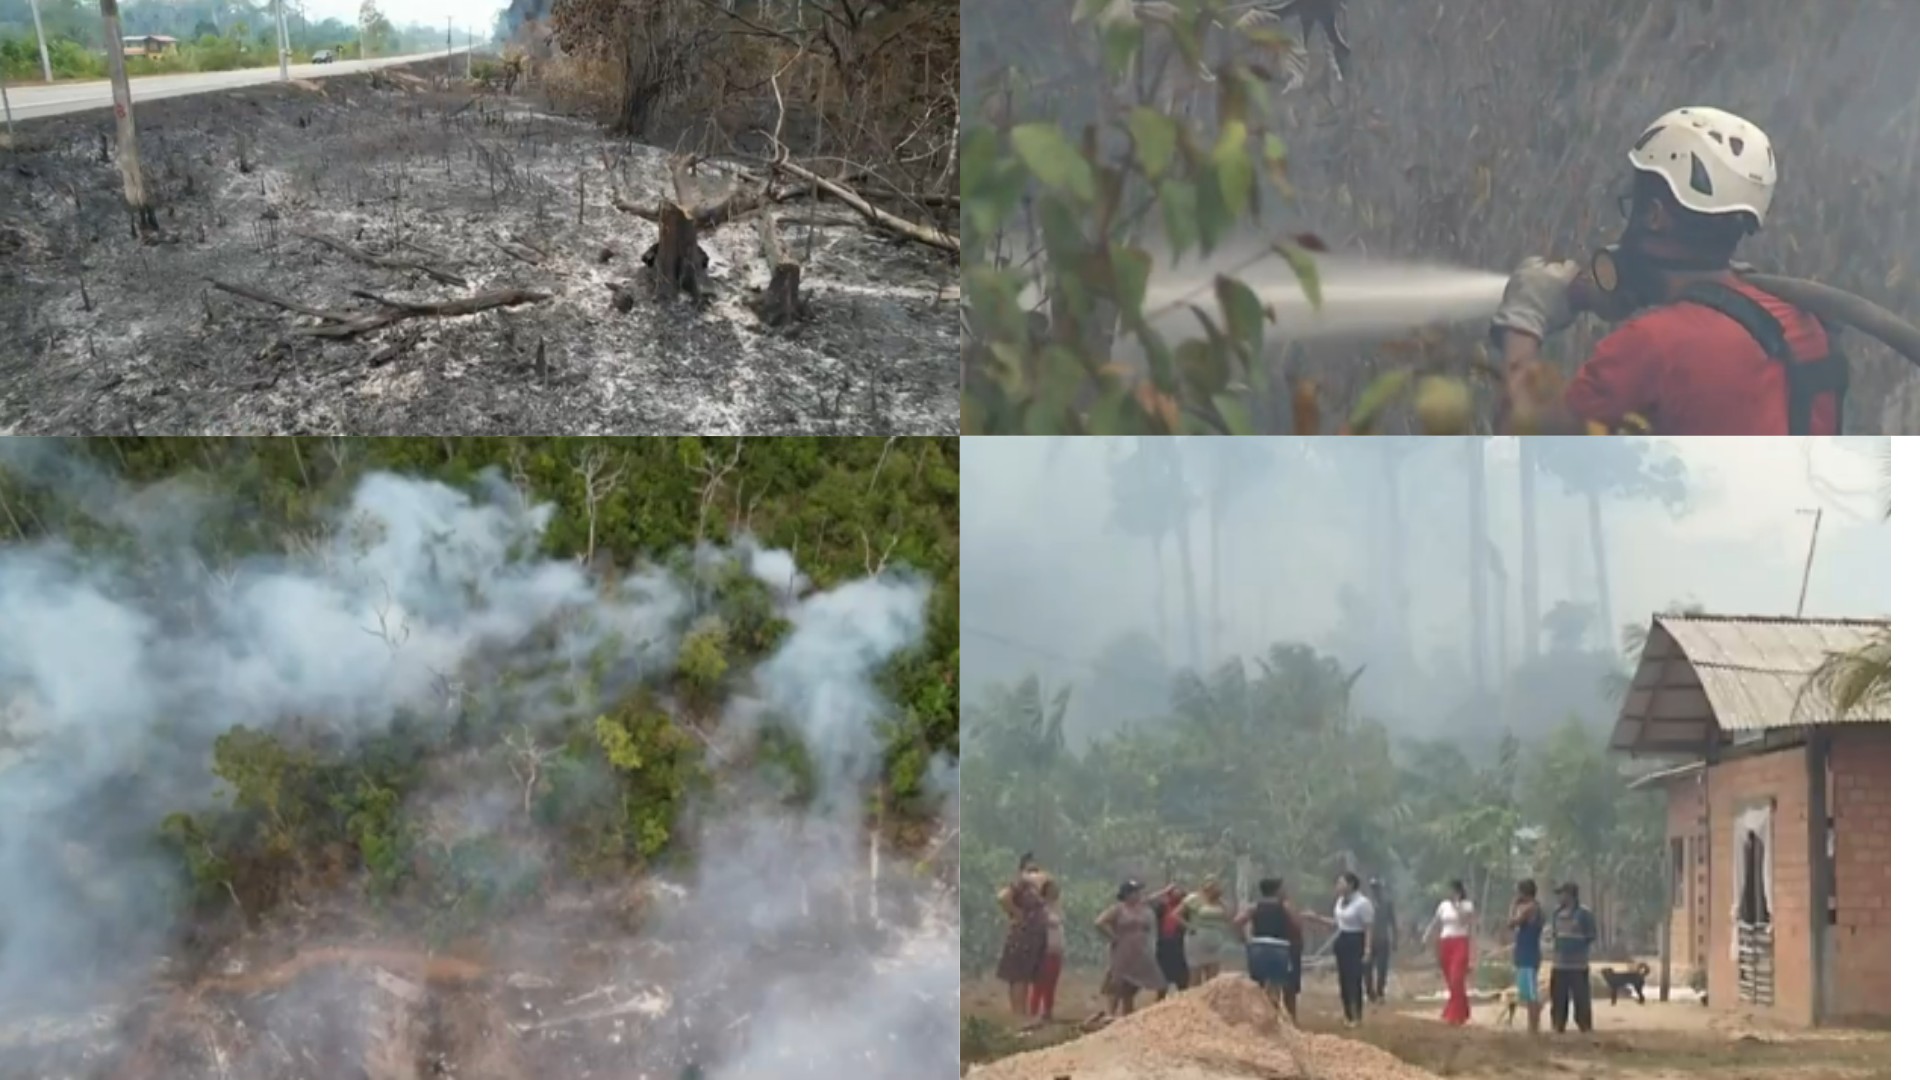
(960, 437, 1891, 740)
(295, 0, 499, 34)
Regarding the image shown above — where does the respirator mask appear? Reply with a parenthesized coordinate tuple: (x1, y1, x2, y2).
(1589, 190, 1746, 312)
(1589, 230, 1732, 310)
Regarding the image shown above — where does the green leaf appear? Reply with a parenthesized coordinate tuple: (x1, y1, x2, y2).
(1195, 163, 1230, 253)
(1159, 179, 1199, 261)
(1036, 193, 1086, 262)
(1175, 337, 1229, 397)
(1087, 383, 1135, 434)
(964, 160, 1028, 244)
(1262, 133, 1292, 196)
(1127, 107, 1178, 181)
(1010, 123, 1095, 202)
(1071, 0, 1119, 23)
(1212, 121, 1253, 220)
(958, 125, 1000, 199)
(1276, 242, 1322, 309)
(1101, 21, 1143, 78)
(1211, 392, 1256, 435)
(1348, 368, 1413, 434)
(1214, 274, 1265, 359)
(1029, 345, 1085, 433)
(964, 266, 1028, 341)
(1113, 246, 1154, 326)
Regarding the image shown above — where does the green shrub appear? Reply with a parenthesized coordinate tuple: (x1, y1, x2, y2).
(674, 616, 731, 703)
(592, 689, 702, 858)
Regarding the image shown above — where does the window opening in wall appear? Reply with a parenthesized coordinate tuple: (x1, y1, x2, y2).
(1826, 755, 1838, 927)
(1740, 830, 1770, 924)
(1737, 824, 1774, 1006)
(1671, 838, 1686, 909)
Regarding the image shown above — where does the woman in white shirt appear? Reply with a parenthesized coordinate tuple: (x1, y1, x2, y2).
(1301, 871, 1374, 1026)
(1421, 879, 1475, 1025)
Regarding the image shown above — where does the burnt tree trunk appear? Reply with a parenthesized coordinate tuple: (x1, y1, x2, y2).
(751, 206, 804, 327)
(646, 202, 706, 303)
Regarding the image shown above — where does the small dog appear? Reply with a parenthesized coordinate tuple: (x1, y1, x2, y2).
(1496, 986, 1519, 1026)
(1599, 963, 1651, 1005)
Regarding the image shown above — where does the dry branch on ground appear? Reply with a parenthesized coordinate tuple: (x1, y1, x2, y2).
(291, 229, 467, 286)
(209, 278, 552, 339)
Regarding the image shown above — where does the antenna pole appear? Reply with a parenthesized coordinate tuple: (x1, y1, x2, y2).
(1794, 508, 1823, 618)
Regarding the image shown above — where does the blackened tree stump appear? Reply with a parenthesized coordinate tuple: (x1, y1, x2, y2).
(751, 206, 806, 328)
(645, 201, 708, 303)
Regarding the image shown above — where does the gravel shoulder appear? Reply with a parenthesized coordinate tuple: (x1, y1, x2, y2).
(0, 67, 959, 434)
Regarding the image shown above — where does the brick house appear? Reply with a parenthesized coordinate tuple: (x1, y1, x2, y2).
(1611, 614, 1889, 1027)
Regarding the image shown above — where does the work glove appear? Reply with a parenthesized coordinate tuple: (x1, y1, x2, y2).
(1491, 257, 1580, 342)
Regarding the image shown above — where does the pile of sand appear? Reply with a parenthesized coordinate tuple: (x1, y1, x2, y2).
(967, 976, 1443, 1080)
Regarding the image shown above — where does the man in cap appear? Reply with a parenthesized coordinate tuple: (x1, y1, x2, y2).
(1548, 881, 1597, 1033)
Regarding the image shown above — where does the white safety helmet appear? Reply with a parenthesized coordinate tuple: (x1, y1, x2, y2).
(1626, 107, 1776, 228)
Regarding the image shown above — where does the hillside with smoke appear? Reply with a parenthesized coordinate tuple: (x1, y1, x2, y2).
(0, 436, 959, 1080)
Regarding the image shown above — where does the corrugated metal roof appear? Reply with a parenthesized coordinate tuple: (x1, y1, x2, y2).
(1610, 613, 1889, 755)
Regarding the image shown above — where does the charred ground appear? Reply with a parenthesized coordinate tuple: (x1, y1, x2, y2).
(0, 67, 959, 434)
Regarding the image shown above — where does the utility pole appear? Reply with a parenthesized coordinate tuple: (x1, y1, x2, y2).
(1795, 508, 1823, 618)
(447, 16, 453, 80)
(95, 0, 158, 238)
(465, 26, 471, 80)
(275, 0, 291, 80)
(25, 0, 53, 83)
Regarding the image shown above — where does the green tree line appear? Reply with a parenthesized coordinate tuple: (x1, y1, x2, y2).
(2, 0, 440, 81)
(959, 653, 1666, 981)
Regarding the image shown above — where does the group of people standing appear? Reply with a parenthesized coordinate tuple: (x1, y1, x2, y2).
(996, 853, 1605, 1036)
(1416, 876, 1601, 1035)
(995, 857, 1404, 1029)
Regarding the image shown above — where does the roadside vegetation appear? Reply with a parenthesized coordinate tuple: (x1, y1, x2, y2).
(1, 0, 442, 82)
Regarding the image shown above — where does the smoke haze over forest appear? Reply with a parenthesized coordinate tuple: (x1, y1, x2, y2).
(960, 437, 1891, 748)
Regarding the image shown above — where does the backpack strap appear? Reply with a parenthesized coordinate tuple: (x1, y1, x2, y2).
(1677, 281, 1848, 435)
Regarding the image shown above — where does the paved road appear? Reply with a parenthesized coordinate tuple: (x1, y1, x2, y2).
(1, 47, 472, 123)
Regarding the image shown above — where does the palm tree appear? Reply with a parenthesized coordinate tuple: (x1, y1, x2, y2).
(1532, 439, 1689, 653)
(1799, 626, 1891, 722)
(1108, 441, 1181, 649)
(1602, 600, 1707, 702)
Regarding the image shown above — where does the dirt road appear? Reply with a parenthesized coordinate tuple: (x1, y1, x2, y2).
(0, 66, 957, 434)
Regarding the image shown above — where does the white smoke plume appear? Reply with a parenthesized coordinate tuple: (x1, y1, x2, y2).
(0, 441, 958, 1079)
(0, 448, 688, 1010)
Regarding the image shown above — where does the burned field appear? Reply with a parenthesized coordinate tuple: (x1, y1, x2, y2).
(1, 854, 956, 1080)
(0, 68, 959, 434)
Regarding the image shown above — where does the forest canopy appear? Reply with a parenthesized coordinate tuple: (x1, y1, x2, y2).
(0, 436, 957, 952)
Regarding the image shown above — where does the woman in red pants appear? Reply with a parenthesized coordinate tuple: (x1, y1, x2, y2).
(1423, 879, 1476, 1025)
(1027, 875, 1066, 1023)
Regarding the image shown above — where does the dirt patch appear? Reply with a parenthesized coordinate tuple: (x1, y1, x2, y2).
(963, 975, 1891, 1080)
(967, 975, 1443, 1080)
(0, 66, 957, 434)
